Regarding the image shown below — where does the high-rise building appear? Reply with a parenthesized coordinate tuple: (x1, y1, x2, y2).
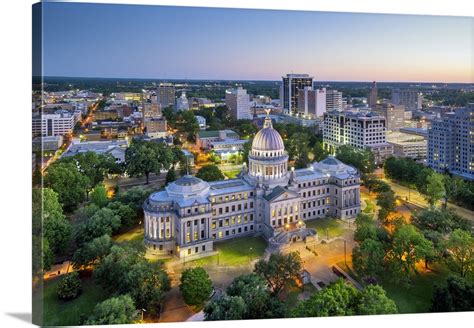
(142, 100, 161, 118)
(225, 87, 251, 120)
(32, 110, 80, 137)
(427, 105, 474, 181)
(176, 91, 190, 111)
(325, 89, 343, 111)
(144, 118, 168, 139)
(297, 87, 326, 118)
(323, 110, 393, 164)
(391, 89, 423, 112)
(372, 103, 405, 131)
(368, 81, 378, 108)
(280, 74, 313, 114)
(157, 84, 176, 109)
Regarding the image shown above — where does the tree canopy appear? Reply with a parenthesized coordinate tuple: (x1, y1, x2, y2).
(179, 267, 213, 308)
(86, 294, 139, 325)
(254, 252, 302, 295)
(196, 164, 225, 182)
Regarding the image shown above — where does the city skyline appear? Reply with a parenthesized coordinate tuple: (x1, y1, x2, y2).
(41, 3, 473, 83)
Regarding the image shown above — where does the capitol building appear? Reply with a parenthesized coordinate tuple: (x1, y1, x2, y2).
(143, 114, 361, 259)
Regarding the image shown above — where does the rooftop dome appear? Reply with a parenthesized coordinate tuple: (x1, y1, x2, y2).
(165, 175, 210, 198)
(251, 114, 285, 152)
(313, 156, 358, 176)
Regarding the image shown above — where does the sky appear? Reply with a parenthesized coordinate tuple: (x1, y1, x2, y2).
(40, 2, 473, 82)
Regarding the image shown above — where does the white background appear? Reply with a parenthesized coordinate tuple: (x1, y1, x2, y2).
(0, 0, 472, 327)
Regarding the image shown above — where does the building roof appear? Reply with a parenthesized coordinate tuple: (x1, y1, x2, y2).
(263, 185, 288, 201)
(198, 130, 238, 139)
(251, 116, 285, 152)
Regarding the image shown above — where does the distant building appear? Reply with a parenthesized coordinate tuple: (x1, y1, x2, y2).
(176, 91, 190, 111)
(391, 89, 422, 112)
(323, 110, 393, 164)
(32, 135, 63, 152)
(427, 105, 474, 181)
(144, 118, 168, 139)
(367, 81, 378, 108)
(195, 115, 207, 130)
(94, 110, 118, 121)
(116, 105, 134, 119)
(325, 89, 343, 111)
(280, 74, 313, 114)
(142, 100, 161, 118)
(297, 87, 326, 118)
(226, 87, 251, 120)
(372, 103, 405, 131)
(63, 139, 129, 163)
(32, 110, 80, 137)
(157, 84, 176, 109)
(196, 130, 240, 150)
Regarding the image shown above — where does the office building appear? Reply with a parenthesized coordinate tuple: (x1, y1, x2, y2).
(157, 84, 176, 109)
(297, 87, 326, 118)
(144, 113, 360, 259)
(326, 89, 343, 111)
(427, 105, 474, 181)
(32, 110, 79, 137)
(387, 131, 427, 159)
(225, 87, 251, 120)
(144, 118, 168, 139)
(372, 103, 405, 131)
(391, 89, 423, 112)
(367, 81, 378, 108)
(280, 74, 313, 114)
(142, 100, 161, 118)
(323, 110, 393, 164)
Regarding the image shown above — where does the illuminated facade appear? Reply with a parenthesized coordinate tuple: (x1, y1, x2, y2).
(144, 113, 361, 259)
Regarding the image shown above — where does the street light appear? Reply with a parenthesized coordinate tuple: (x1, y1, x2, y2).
(141, 308, 146, 322)
(343, 239, 347, 267)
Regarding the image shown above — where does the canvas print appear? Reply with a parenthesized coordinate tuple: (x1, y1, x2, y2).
(32, 1, 474, 326)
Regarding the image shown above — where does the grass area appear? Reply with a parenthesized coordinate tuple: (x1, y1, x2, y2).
(380, 264, 450, 313)
(223, 169, 241, 179)
(305, 217, 345, 239)
(36, 275, 107, 326)
(363, 200, 375, 213)
(114, 225, 144, 244)
(187, 236, 267, 267)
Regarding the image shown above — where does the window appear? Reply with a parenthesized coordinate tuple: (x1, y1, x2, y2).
(186, 221, 191, 227)
(188, 248, 191, 255)
(201, 230, 204, 238)
(218, 231, 223, 238)
(202, 245, 206, 251)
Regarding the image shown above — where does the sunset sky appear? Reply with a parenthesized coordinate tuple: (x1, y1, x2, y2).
(42, 2, 473, 83)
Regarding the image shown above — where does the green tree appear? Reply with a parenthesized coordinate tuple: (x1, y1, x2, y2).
(106, 201, 137, 227)
(90, 184, 109, 207)
(72, 234, 112, 269)
(356, 285, 398, 315)
(86, 295, 139, 325)
(165, 167, 177, 185)
(285, 132, 310, 168)
(196, 164, 224, 182)
(412, 208, 470, 234)
(178, 110, 200, 142)
(227, 273, 285, 319)
(74, 208, 121, 246)
(431, 275, 474, 312)
(291, 279, 359, 317)
(388, 225, 434, 282)
(376, 190, 396, 224)
(204, 295, 246, 321)
(254, 252, 302, 295)
(425, 172, 446, 207)
(336, 145, 375, 174)
(44, 161, 89, 211)
(445, 229, 474, 278)
(241, 140, 252, 164)
(115, 186, 152, 217)
(180, 267, 213, 308)
(353, 238, 386, 281)
(125, 140, 174, 184)
(57, 272, 82, 300)
(313, 140, 329, 162)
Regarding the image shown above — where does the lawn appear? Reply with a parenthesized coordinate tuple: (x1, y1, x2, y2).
(305, 217, 345, 239)
(36, 275, 107, 326)
(363, 200, 375, 213)
(187, 236, 267, 267)
(114, 225, 144, 246)
(223, 169, 241, 179)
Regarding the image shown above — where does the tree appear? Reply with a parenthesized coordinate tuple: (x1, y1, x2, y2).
(44, 161, 88, 211)
(180, 267, 213, 308)
(431, 275, 474, 312)
(196, 164, 224, 182)
(177, 110, 200, 142)
(72, 234, 112, 269)
(356, 285, 398, 315)
(115, 186, 152, 216)
(254, 252, 302, 295)
(412, 208, 470, 234)
(86, 295, 139, 325)
(204, 295, 246, 321)
(125, 140, 174, 184)
(376, 190, 396, 224)
(285, 132, 310, 167)
(425, 172, 446, 207)
(353, 239, 386, 281)
(291, 279, 359, 317)
(227, 273, 285, 319)
(165, 167, 177, 185)
(335, 145, 375, 174)
(388, 225, 433, 282)
(74, 208, 121, 246)
(90, 184, 109, 207)
(313, 140, 329, 162)
(106, 201, 137, 227)
(445, 229, 474, 278)
(241, 140, 252, 164)
(57, 272, 82, 300)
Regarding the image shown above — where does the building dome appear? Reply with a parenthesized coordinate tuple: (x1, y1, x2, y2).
(252, 127, 285, 152)
(165, 175, 210, 198)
